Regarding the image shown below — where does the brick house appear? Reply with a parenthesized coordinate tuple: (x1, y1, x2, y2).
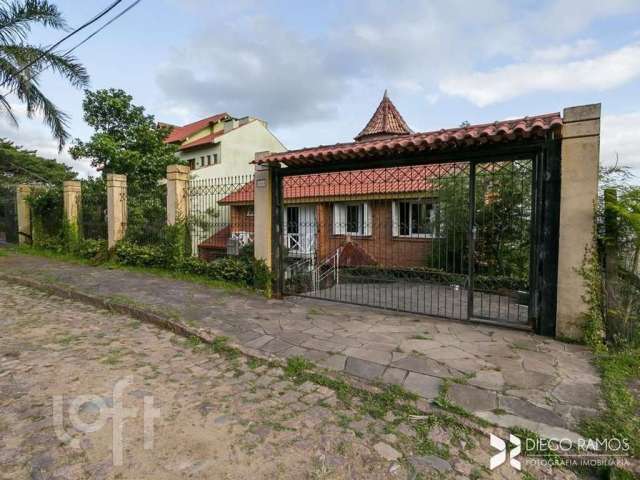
(199, 92, 561, 271)
(212, 163, 461, 268)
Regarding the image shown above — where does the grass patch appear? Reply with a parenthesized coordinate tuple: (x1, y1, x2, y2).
(410, 334, 432, 340)
(580, 347, 640, 458)
(284, 356, 418, 420)
(102, 348, 124, 365)
(210, 336, 241, 359)
(55, 333, 81, 346)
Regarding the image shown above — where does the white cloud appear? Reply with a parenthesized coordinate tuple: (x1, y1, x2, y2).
(601, 112, 640, 177)
(156, 16, 344, 127)
(0, 105, 96, 178)
(531, 39, 597, 62)
(440, 42, 640, 106)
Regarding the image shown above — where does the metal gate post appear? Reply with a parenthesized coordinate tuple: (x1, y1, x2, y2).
(271, 166, 284, 298)
(467, 162, 476, 320)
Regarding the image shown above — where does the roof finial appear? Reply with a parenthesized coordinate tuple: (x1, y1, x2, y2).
(354, 91, 413, 141)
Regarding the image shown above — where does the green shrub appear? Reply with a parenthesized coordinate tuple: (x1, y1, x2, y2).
(28, 186, 64, 245)
(76, 238, 107, 260)
(114, 241, 166, 268)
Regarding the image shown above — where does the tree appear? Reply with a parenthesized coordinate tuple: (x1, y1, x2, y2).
(70, 89, 180, 196)
(0, 138, 76, 186)
(0, 0, 89, 150)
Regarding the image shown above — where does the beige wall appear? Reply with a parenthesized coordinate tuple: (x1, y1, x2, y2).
(253, 161, 275, 268)
(556, 104, 601, 340)
(192, 120, 286, 180)
(177, 144, 222, 172)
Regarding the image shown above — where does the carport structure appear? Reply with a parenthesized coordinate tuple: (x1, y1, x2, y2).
(252, 96, 600, 339)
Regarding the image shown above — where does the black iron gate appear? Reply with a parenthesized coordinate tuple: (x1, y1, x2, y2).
(0, 185, 18, 244)
(274, 142, 560, 335)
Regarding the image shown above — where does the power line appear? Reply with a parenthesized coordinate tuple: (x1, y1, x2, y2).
(4, 0, 143, 93)
(63, 0, 143, 56)
(7, 0, 124, 83)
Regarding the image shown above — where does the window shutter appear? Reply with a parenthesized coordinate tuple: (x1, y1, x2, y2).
(333, 204, 346, 235)
(392, 201, 399, 237)
(363, 203, 372, 236)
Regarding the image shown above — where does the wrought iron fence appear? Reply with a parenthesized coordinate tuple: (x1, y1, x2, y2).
(187, 175, 255, 261)
(80, 179, 107, 240)
(126, 183, 167, 245)
(0, 185, 18, 243)
(280, 160, 534, 327)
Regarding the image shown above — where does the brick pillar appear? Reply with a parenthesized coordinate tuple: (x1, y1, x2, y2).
(63, 180, 81, 240)
(166, 165, 190, 225)
(253, 154, 278, 268)
(107, 173, 127, 249)
(16, 185, 32, 245)
(556, 103, 601, 340)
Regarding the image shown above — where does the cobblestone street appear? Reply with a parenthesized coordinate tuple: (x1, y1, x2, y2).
(0, 252, 602, 439)
(0, 281, 580, 479)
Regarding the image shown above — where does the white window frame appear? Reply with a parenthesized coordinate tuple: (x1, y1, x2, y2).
(392, 199, 438, 238)
(333, 202, 371, 236)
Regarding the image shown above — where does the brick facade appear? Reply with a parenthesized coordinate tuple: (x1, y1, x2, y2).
(228, 200, 431, 268)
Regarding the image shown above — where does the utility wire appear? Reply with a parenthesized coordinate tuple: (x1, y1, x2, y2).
(63, 0, 143, 56)
(18, 0, 143, 86)
(7, 0, 124, 82)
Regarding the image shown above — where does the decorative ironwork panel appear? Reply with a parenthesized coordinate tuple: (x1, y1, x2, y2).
(279, 160, 535, 327)
(80, 179, 107, 240)
(187, 175, 255, 261)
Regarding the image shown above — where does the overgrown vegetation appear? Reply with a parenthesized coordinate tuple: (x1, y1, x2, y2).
(578, 165, 640, 467)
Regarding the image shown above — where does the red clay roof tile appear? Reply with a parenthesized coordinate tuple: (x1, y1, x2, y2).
(354, 90, 413, 141)
(164, 113, 228, 144)
(254, 112, 562, 168)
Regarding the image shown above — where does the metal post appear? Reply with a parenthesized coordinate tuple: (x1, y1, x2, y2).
(270, 166, 285, 298)
(467, 161, 476, 320)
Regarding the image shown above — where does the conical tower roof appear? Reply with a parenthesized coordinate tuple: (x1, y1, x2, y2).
(354, 90, 413, 141)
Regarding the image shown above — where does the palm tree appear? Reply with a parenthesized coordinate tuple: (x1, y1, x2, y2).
(0, 0, 89, 150)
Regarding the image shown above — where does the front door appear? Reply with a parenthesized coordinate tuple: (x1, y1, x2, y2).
(285, 205, 316, 256)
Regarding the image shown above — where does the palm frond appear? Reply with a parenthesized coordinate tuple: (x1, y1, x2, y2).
(0, 44, 89, 87)
(21, 80, 70, 150)
(0, 0, 66, 44)
(0, 54, 70, 150)
(0, 93, 18, 126)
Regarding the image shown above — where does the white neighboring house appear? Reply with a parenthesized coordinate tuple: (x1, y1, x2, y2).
(163, 113, 286, 256)
(163, 113, 286, 178)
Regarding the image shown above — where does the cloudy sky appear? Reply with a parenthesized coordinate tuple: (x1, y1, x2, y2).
(3, 0, 640, 179)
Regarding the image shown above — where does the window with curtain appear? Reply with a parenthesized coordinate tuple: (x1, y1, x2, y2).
(333, 203, 371, 236)
(393, 200, 437, 237)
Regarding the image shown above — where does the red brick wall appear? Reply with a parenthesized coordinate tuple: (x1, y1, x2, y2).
(230, 201, 432, 268)
(318, 201, 432, 267)
(230, 205, 254, 234)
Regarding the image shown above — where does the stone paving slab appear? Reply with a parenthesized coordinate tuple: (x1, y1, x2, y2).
(0, 251, 604, 439)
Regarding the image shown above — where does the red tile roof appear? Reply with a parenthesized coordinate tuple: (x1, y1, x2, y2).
(354, 91, 413, 141)
(164, 113, 228, 144)
(198, 225, 231, 250)
(219, 163, 464, 205)
(179, 131, 225, 151)
(254, 112, 562, 168)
